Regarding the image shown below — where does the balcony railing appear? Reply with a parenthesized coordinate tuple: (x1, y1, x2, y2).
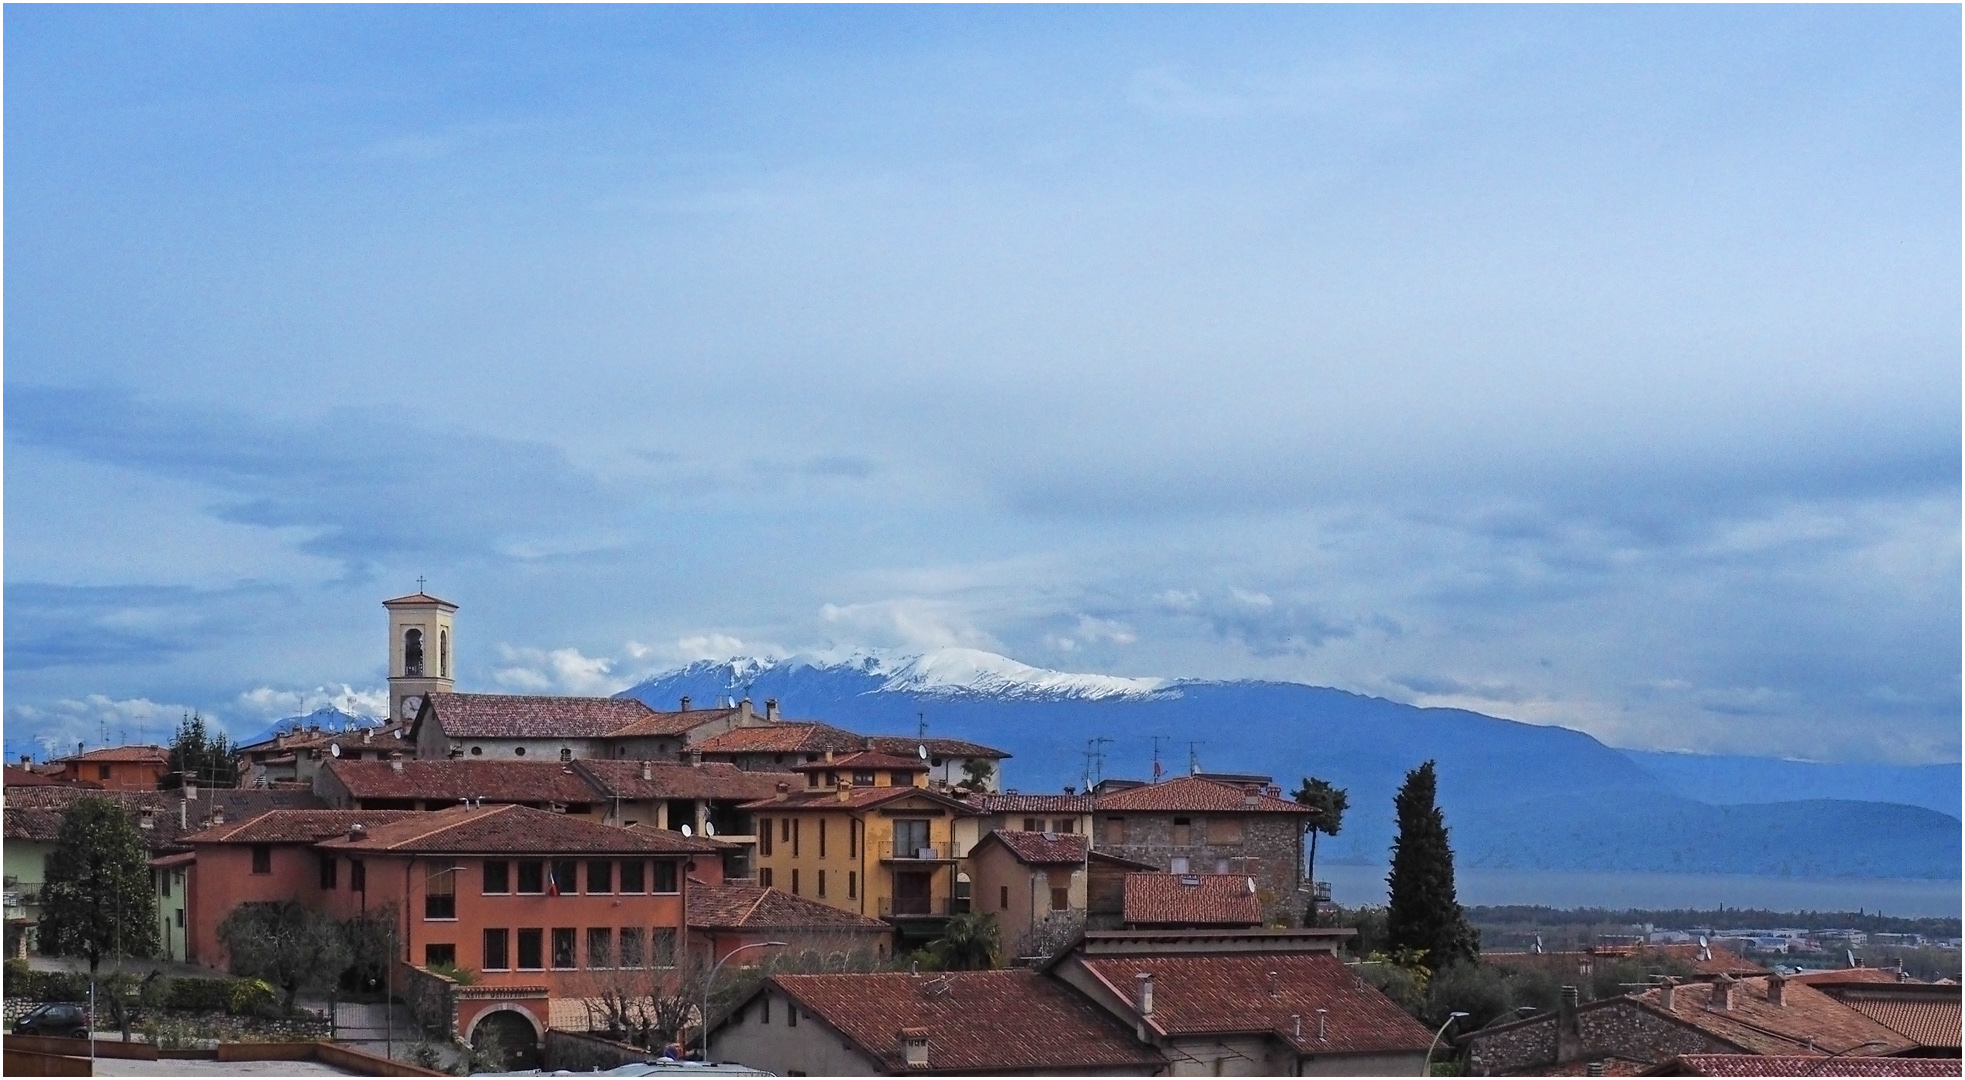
(1311, 881, 1333, 902)
(880, 842, 958, 862)
(879, 896, 957, 918)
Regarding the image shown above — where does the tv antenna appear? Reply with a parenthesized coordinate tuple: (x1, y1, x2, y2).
(1150, 736, 1168, 782)
(1081, 737, 1114, 791)
(918, 712, 927, 738)
(1186, 740, 1207, 775)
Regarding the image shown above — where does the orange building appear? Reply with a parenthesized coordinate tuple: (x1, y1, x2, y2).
(56, 745, 169, 790)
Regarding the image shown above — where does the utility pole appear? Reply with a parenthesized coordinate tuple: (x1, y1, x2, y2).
(1090, 737, 1114, 786)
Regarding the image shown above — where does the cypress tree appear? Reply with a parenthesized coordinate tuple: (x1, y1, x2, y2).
(1385, 760, 1477, 966)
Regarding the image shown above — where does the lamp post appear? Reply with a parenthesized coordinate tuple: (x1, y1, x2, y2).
(699, 940, 787, 1062)
(1803, 1040, 1887, 1074)
(1423, 1011, 1468, 1076)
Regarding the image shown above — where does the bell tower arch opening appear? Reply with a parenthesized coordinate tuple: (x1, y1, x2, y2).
(384, 587, 458, 728)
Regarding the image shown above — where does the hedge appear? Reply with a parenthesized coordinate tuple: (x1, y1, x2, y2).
(2, 961, 249, 1013)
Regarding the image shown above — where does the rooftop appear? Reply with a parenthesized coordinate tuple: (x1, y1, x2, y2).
(322, 759, 602, 804)
(686, 879, 891, 933)
(1623, 975, 1919, 1057)
(60, 744, 170, 765)
(3, 786, 327, 849)
(600, 706, 745, 738)
(693, 722, 868, 756)
(980, 829, 1090, 866)
(763, 970, 1163, 1073)
(738, 785, 976, 814)
(963, 791, 1094, 814)
(1091, 774, 1311, 814)
(1122, 873, 1264, 927)
(865, 735, 1010, 760)
(181, 809, 424, 845)
(315, 803, 723, 855)
(572, 759, 799, 802)
(1647, 1055, 1963, 1077)
(789, 751, 929, 773)
(420, 692, 661, 740)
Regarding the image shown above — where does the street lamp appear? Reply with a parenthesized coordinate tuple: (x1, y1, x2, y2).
(699, 940, 787, 1062)
(1423, 1011, 1468, 1076)
(1802, 1040, 1887, 1074)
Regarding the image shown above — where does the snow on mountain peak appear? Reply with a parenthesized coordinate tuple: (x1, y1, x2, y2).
(650, 647, 1170, 701)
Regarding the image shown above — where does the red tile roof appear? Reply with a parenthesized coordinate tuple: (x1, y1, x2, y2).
(322, 759, 602, 804)
(61, 744, 169, 764)
(790, 751, 928, 773)
(1092, 775, 1313, 814)
(4, 766, 62, 787)
(422, 692, 660, 740)
(1649, 1055, 1962, 1077)
(738, 785, 977, 814)
(602, 707, 744, 739)
(1122, 873, 1264, 927)
(382, 591, 456, 607)
(1841, 997, 1963, 1049)
(314, 803, 722, 855)
(1075, 950, 1434, 1054)
(1486, 943, 1769, 981)
(686, 880, 891, 933)
(981, 829, 1089, 866)
(866, 736, 1010, 760)
(1625, 976, 1919, 1057)
(181, 809, 424, 844)
(963, 791, 1093, 814)
(765, 970, 1163, 1073)
(4, 787, 326, 848)
(572, 760, 799, 802)
(694, 722, 867, 756)
(236, 721, 412, 756)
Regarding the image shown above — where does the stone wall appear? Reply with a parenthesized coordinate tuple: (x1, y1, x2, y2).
(1466, 1002, 1730, 1076)
(544, 1029, 650, 1072)
(398, 962, 458, 1038)
(1098, 813, 1308, 925)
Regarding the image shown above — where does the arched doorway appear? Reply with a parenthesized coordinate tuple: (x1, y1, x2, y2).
(469, 1008, 541, 1072)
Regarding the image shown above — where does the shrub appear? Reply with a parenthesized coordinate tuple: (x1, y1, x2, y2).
(228, 977, 278, 1017)
(164, 976, 240, 1012)
(426, 962, 477, 986)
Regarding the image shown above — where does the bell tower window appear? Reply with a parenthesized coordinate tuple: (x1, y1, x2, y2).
(440, 630, 450, 679)
(404, 629, 425, 677)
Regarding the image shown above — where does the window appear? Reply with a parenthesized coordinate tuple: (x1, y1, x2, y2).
(551, 928, 577, 969)
(250, 845, 272, 875)
(817, 870, 826, 898)
(424, 943, 456, 967)
(99, 764, 113, 780)
(792, 819, 800, 857)
(758, 868, 774, 888)
(1104, 817, 1126, 845)
(650, 928, 677, 968)
(653, 861, 678, 894)
(587, 927, 613, 968)
(351, 860, 366, 892)
(788, 1001, 798, 1027)
(619, 927, 645, 967)
(849, 820, 858, 859)
(404, 628, 424, 676)
(483, 929, 509, 971)
(550, 861, 578, 895)
(587, 861, 613, 894)
(1057, 819, 1076, 834)
(319, 856, 337, 890)
(514, 746, 526, 756)
(1215, 859, 1231, 874)
(1023, 818, 1039, 832)
(791, 869, 801, 895)
(806, 772, 821, 789)
(759, 819, 773, 857)
(819, 820, 826, 858)
(483, 861, 509, 894)
(1051, 887, 1069, 911)
(471, 746, 482, 756)
(620, 861, 645, 894)
(1207, 817, 1244, 844)
(160, 870, 171, 898)
(850, 770, 873, 786)
(560, 747, 573, 763)
(1171, 857, 1190, 874)
(780, 819, 791, 843)
(517, 929, 543, 970)
(1172, 817, 1192, 845)
(888, 772, 909, 787)
(761, 994, 771, 1024)
(516, 861, 544, 894)
(1000, 886, 1010, 910)
(848, 871, 857, 899)
(893, 819, 931, 857)
(175, 908, 184, 928)
(440, 629, 449, 678)
(426, 870, 457, 920)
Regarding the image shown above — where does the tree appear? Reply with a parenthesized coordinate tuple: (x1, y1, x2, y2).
(1292, 776, 1349, 924)
(1385, 760, 1477, 967)
(165, 712, 236, 790)
(217, 901, 351, 1014)
(960, 758, 996, 789)
(38, 797, 159, 977)
(925, 911, 1001, 970)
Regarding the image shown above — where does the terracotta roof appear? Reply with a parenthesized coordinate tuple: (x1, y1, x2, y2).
(1122, 873, 1264, 927)
(382, 591, 456, 608)
(764, 970, 1163, 1073)
(61, 744, 169, 764)
(686, 879, 890, 933)
(738, 786, 977, 814)
(1648, 1056, 1962, 1077)
(694, 722, 867, 756)
(601, 707, 744, 738)
(1075, 950, 1434, 1054)
(1794, 969, 1918, 986)
(790, 751, 928, 773)
(3, 787, 326, 848)
(322, 759, 602, 804)
(4, 766, 62, 787)
(422, 692, 660, 740)
(314, 803, 722, 855)
(981, 829, 1089, 866)
(1487, 943, 1769, 980)
(964, 791, 1093, 814)
(149, 851, 197, 869)
(572, 760, 799, 802)
(236, 721, 412, 757)
(1624, 976, 1920, 1057)
(1091, 775, 1312, 814)
(181, 809, 424, 844)
(1816, 986, 1963, 1049)
(866, 736, 1010, 760)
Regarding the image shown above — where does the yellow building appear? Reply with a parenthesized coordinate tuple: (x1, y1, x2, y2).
(740, 751, 982, 948)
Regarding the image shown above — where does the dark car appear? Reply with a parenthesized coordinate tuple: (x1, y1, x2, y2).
(12, 1001, 90, 1038)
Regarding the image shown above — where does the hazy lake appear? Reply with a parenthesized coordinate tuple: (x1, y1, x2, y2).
(1322, 864, 1961, 918)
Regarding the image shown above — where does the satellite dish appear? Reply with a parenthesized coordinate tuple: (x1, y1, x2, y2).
(704, 822, 716, 837)
(680, 824, 692, 837)
(918, 744, 929, 760)
(330, 744, 342, 758)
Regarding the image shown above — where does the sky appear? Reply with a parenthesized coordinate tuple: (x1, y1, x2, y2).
(5, 6, 1958, 767)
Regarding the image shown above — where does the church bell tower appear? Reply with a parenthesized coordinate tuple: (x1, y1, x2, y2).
(385, 585, 457, 724)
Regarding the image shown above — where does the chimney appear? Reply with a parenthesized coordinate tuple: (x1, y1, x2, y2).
(765, 699, 779, 721)
(641, 761, 653, 782)
(362, 729, 372, 745)
(837, 778, 854, 802)
(688, 749, 703, 767)
(897, 1028, 929, 1070)
(738, 699, 752, 723)
(1586, 1062, 1605, 1078)
(865, 737, 876, 752)
(1063, 785, 1075, 796)
(185, 781, 200, 801)
(775, 782, 790, 802)
(1266, 784, 1281, 798)
(349, 823, 366, 841)
(824, 749, 835, 764)
(1658, 977, 1677, 1012)
(211, 805, 225, 825)
(1135, 972, 1154, 1016)
(139, 810, 155, 830)
(389, 751, 404, 773)
(1244, 791, 1260, 807)
(1556, 986, 1582, 1063)
(1316, 1008, 1328, 1041)
(1711, 974, 1736, 1011)
(679, 696, 691, 711)
(1766, 974, 1787, 1007)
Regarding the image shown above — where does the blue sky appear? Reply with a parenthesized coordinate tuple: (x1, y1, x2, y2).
(6, 6, 1958, 766)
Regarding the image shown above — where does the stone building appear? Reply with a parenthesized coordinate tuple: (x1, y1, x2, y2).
(1091, 775, 1314, 926)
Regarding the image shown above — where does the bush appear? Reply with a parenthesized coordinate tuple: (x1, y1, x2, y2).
(426, 962, 477, 986)
(165, 976, 241, 1012)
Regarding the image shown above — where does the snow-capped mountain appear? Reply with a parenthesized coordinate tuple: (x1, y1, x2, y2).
(625, 647, 1172, 705)
(236, 705, 383, 748)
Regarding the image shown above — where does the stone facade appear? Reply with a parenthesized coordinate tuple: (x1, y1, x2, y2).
(1094, 811, 1307, 926)
(1467, 1000, 1733, 1075)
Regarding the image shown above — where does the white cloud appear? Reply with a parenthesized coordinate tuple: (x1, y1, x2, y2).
(493, 644, 626, 696)
(236, 684, 389, 720)
(6, 694, 195, 758)
(819, 599, 1000, 652)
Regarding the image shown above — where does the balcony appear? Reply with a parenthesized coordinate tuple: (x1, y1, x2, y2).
(880, 842, 959, 863)
(879, 896, 958, 919)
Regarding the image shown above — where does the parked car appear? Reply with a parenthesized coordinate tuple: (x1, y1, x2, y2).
(12, 1001, 90, 1038)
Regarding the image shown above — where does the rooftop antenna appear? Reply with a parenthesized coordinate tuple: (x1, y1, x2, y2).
(1151, 736, 1166, 782)
(918, 712, 927, 738)
(1187, 740, 1206, 775)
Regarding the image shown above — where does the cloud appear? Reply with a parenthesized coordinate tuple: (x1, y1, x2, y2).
(5, 694, 196, 759)
(820, 599, 1000, 652)
(236, 684, 389, 721)
(492, 644, 626, 696)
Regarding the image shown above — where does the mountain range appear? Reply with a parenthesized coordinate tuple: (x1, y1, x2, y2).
(618, 649, 1960, 881)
